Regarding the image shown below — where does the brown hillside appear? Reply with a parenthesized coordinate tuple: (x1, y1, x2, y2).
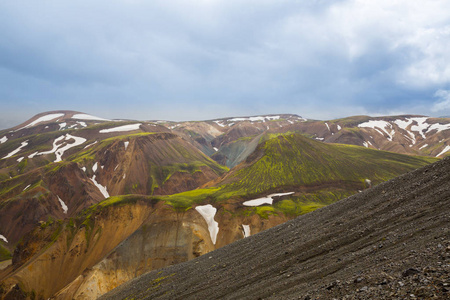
(102, 157, 450, 300)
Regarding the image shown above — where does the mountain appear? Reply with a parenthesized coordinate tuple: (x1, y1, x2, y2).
(0, 111, 446, 299)
(0, 111, 227, 246)
(0, 129, 437, 299)
(102, 157, 450, 300)
(168, 114, 450, 167)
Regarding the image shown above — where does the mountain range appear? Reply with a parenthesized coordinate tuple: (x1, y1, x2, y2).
(0, 110, 448, 299)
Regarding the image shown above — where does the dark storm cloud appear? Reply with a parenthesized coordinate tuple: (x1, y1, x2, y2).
(1, 0, 450, 128)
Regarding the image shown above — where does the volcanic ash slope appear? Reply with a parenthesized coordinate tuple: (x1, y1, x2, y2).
(102, 157, 450, 300)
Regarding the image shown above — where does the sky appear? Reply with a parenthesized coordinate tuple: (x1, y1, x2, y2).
(1, 0, 450, 129)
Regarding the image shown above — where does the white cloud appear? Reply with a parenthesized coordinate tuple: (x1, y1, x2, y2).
(432, 89, 450, 113)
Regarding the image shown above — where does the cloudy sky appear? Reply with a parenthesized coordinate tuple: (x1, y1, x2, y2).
(1, 0, 450, 129)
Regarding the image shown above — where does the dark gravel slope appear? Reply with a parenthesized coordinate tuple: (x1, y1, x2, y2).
(102, 158, 450, 300)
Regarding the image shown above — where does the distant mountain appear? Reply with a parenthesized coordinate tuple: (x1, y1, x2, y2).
(102, 157, 450, 300)
(169, 114, 450, 167)
(0, 111, 447, 299)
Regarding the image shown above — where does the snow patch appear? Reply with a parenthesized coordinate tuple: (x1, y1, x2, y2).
(393, 118, 449, 142)
(114, 165, 119, 171)
(243, 192, 295, 207)
(77, 121, 87, 127)
(81, 167, 86, 172)
(419, 144, 428, 150)
(23, 184, 31, 191)
(72, 114, 110, 121)
(426, 122, 450, 134)
(393, 119, 413, 130)
(57, 196, 68, 214)
(0, 136, 7, 144)
(315, 137, 324, 141)
(17, 157, 24, 162)
(28, 151, 38, 158)
(213, 121, 226, 128)
(0, 235, 7, 243)
(325, 123, 330, 131)
(394, 119, 416, 145)
(90, 175, 110, 198)
(83, 141, 97, 149)
(409, 117, 429, 139)
(2, 140, 28, 159)
(123, 174, 126, 179)
(54, 134, 87, 162)
(99, 123, 141, 133)
(358, 120, 394, 141)
(15, 113, 64, 131)
(29, 134, 86, 162)
(124, 141, 129, 150)
(228, 116, 280, 122)
(213, 147, 218, 152)
(242, 225, 251, 238)
(436, 145, 450, 157)
(195, 204, 219, 245)
(58, 122, 67, 130)
(337, 125, 342, 130)
(92, 162, 98, 172)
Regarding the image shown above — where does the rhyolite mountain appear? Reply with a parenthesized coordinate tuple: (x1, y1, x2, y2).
(101, 157, 450, 300)
(0, 111, 228, 246)
(0, 111, 447, 299)
(169, 114, 450, 167)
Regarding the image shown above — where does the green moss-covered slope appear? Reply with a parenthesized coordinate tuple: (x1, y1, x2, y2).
(157, 133, 437, 216)
(221, 133, 437, 194)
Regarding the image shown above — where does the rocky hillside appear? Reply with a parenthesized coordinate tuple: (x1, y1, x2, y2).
(169, 114, 450, 167)
(0, 132, 437, 299)
(0, 111, 227, 248)
(0, 111, 446, 299)
(102, 157, 450, 300)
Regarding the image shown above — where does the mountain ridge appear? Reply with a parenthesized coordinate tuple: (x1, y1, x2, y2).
(102, 157, 450, 300)
(0, 110, 448, 299)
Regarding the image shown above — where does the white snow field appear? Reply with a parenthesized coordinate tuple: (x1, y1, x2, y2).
(0, 235, 8, 243)
(90, 175, 110, 198)
(2, 140, 29, 159)
(72, 114, 111, 121)
(242, 225, 251, 238)
(228, 115, 280, 122)
(15, 113, 64, 131)
(99, 123, 141, 133)
(57, 196, 68, 214)
(243, 192, 295, 206)
(436, 145, 450, 157)
(58, 122, 67, 130)
(195, 204, 219, 245)
(28, 134, 86, 162)
(54, 135, 87, 162)
(358, 120, 395, 141)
